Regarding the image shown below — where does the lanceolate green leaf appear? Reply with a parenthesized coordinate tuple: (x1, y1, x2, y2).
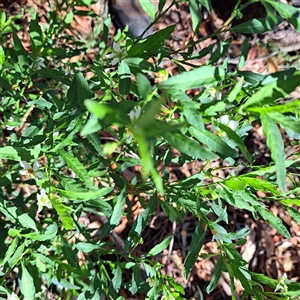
(119, 61, 131, 95)
(17, 214, 37, 231)
(230, 16, 283, 34)
(147, 235, 172, 256)
(138, 0, 156, 19)
(183, 222, 205, 279)
(55, 187, 113, 201)
(218, 123, 252, 162)
(261, 113, 286, 192)
(110, 188, 126, 227)
(247, 99, 300, 114)
(256, 206, 290, 238)
(128, 25, 175, 58)
(163, 132, 218, 160)
(240, 74, 300, 112)
(157, 66, 226, 91)
(189, 0, 202, 32)
(60, 150, 94, 189)
(52, 200, 74, 230)
(0, 146, 32, 161)
(20, 263, 36, 300)
(189, 127, 238, 159)
(206, 256, 223, 293)
(0, 237, 18, 267)
(267, 0, 300, 32)
(268, 112, 300, 134)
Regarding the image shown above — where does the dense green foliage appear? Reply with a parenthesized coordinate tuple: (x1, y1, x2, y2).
(0, 0, 300, 299)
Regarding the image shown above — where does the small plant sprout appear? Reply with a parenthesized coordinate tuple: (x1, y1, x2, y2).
(275, 273, 292, 293)
(20, 161, 43, 179)
(106, 42, 127, 65)
(36, 188, 52, 213)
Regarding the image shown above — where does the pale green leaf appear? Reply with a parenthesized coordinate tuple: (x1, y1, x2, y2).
(261, 113, 286, 192)
(18, 213, 37, 231)
(20, 263, 36, 300)
(158, 66, 226, 91)
(55, 187, 113, 201)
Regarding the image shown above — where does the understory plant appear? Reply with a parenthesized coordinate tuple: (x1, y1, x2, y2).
(0, 0, 300, 299)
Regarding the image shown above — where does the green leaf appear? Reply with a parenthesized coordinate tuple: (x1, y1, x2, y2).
(132, 128, 164, 193)
(119, 61, 131, 95)
(267, 0, 300, 32)
(55, 187, 113, 201)
(206, 256, 223, 293)
(20, 263, 36, 300)
(128, 25, 175, 58)
(230, 16, 283, 34)
(240, 74, 300, 112)
(109, 265, 122, 297)
(183, 222, 205, 279)
(250, 272, 277, 289)
(12, 32, 29, 69)
(225, 176, 280, 195)
(61, 238, 79, 268)
(60, 150, 94, 189)
(226, 264, 253, 294)
(261, 113, 286, 192)
(0, 237, 19, 266)
(189, 127, 238, 159)
(178, 92, 204, 130)
(0, 146, 32, 161)
(75, 242, 100, 252)
(0, 45, 5, 65)
(268, 112, 300, 134)
(66, 73, 93, 109)
(238, 39, 249, 69)
(85, 133, 104, 156)
(247, 99, 300, 114)
(198, 0, 212, 11)
(138, 0, 156, 20)
(124, 57, 153, 71)
(163, 132, 218, 160)
(158, 66, 226, 91)
(285, 206, 300, 225)
(228, 76, 244, 102)
(18, 213, 37, 231)
(256, 206, 290, 238)
(189, 0, 201, 32)
(110, 188, 126, 226)
(29, 14, 43, 53)
(218, 123, 252, 162)
(22, 223, 58, 241)
(52, 200, 74, 230)
(137, 73, 152, 100)
(147, 236, 172, 256)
